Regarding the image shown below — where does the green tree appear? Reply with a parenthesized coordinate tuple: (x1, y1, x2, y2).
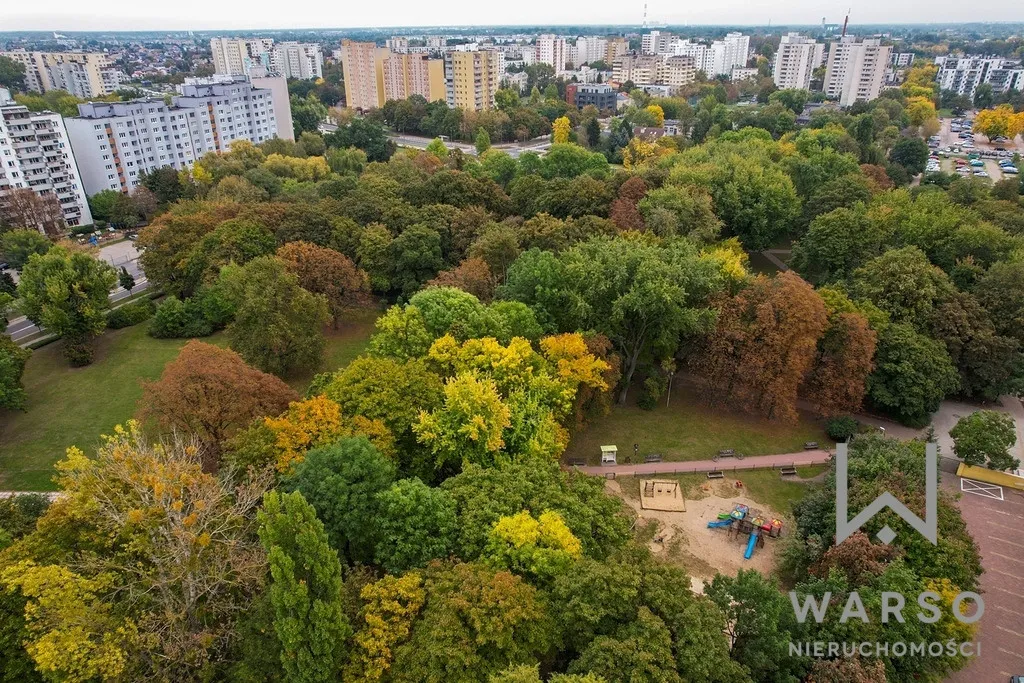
(0, 229, 51, 271)
(426, 137, 450, 160)
(0, 55, 26, 91)
(117, 266, 135, 293)
(390, 562, 553, 683)
(867, 322, 959, 426)
(475, 128, 492, 155)
(283, 437, 396, 565)
(0, 334, 30, 410)
(707, 569, 806, 683)
(257, 490, 350, 682)
(889, 137, 929, 175)
(375, 478, 458, 573)
(18, 247, 117, 365)
(219, 256, 330, 377)
(290, 94, 329, 138)
(850, 246, 951, 327)
(568, 607, 681, 683)
(949, 410, 1019, 471)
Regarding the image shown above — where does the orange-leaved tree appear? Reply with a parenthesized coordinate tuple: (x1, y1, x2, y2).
(138, 340, 298, 468)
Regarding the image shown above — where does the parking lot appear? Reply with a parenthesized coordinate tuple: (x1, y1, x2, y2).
(931, 115, 1021, 182)
(945, 476, 1024, 682)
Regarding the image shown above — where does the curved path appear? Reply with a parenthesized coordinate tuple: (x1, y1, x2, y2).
(571, 449, 832, 477)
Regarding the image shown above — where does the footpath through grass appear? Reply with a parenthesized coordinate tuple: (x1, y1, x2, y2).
(0, 311, 379, 491)
(563, 390, 830, 466)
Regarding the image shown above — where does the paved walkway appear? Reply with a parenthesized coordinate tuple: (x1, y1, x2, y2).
(572, 449, 831, 477)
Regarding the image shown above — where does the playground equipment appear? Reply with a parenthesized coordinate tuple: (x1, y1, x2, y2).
(641, 479, 686, 511)
(600, 445, 617, 466)
(707, 504, 783, 560)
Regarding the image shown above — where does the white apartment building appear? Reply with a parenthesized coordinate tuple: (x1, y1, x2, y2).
(65, 78, 279, 196)
(386, 37, 410, 53)
(270, 42, 324, 80)
(934, 55, 1024, 98)
(890, 53, 915, 67)
(0, 50, 127, 98)
(210, 38, 275, 77)
(612, 54, 696, 91)
(537, 35, 568, 72)
(642, 31, 675, 55)
(823, 37, 892, 106)
(672, 33, 749, 77)
(0, 88, 92, 228)
(731, 67, 759, 82)
(773, 33, 825, 90)
(210, 38, 322, 79)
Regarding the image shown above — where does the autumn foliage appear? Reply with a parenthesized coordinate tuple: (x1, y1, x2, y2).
(692, 272, 828, 422)
(138, 340, 298, 467)
(427, 257, 497, 301)
(276, 241, 371, 327)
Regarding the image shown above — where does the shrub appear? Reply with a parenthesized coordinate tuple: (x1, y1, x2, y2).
(107, 298, 156, 329)
(825, 415, 859, 442)
(148, 288, 235, 339)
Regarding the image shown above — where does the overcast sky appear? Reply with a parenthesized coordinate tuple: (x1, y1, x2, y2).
(3, 0, 1024, 32)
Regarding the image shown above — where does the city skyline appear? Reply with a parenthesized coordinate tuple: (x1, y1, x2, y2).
(4, 0, 1024, 32)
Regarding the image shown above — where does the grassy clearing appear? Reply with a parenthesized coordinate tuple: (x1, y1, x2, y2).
(0, 311, 379, 491)
(563, 390, 830, 466)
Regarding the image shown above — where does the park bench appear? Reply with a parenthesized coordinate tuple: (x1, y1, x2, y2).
(644, 453, 663, 464)
(712, 449, 744, 462)
(567, 458, 586, 467)
(707, 470, 725, 480)
(780, 464, 798, 477)
(804, 442, 819, 450)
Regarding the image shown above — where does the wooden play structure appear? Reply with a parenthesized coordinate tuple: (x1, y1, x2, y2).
(640, 479, 686, 511)
(706, 504, 783, 560)
(600, 445, 618, 466)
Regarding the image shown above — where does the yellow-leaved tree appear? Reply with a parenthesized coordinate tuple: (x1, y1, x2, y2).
(346, 573, 427, 682)
(484, 510, 583, 582)
(645, 103, 666, 127)
(552, 116, 572, 144)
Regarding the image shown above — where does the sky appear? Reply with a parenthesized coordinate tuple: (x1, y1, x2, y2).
(3, 0, 1024, 31)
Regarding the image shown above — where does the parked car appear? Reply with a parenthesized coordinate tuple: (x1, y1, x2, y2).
(970, 159, 985, 167)
(973, 170, 989, 177)
(1004, 167, 1019, 175)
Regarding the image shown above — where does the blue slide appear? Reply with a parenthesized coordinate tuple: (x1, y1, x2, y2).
(707, 519, 734, 529)
(744, 531, 758, 559)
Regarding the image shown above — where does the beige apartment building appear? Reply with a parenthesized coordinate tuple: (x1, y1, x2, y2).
(383, 53, 446, 102)
(340, 40, 389, 110)
(612, 54, 696, 91)
(823, 36, 893, 106)
(444, 51, 501, 111)
(0, 50, 125, 98)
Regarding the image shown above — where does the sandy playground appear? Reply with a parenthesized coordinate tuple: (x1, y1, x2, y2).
(607, 476, 786, 591)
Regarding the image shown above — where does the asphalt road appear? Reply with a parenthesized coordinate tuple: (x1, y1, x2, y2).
(4, 240, 149, 346)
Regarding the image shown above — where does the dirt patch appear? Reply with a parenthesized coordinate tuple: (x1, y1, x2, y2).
(608, 476, 785, 584)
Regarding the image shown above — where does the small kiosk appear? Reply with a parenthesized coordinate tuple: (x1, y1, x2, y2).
(600, 445, 618, 466)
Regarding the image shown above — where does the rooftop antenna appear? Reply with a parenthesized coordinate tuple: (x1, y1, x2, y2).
(841, 9, 850, 37)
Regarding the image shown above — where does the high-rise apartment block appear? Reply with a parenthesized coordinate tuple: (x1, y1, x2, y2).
(641, 31, 675, 55)
(605, 38, 629, 65)
(210, 38, 323, 79)
(0, 88, 92, 228)
(340, 40, 388, 111)
(537, 35, 568, 72)
(445, 51, 501, 111)
(0, 50, 127, 98)
(823, 37, 892, 106)
(573, 37, 608, 67)
(671, 33, 749, 77)
(383, 53, 446, 102)
(772, 34, 825, 90)
(934, 55, 1024, 98)
(65, 77, 280, 196)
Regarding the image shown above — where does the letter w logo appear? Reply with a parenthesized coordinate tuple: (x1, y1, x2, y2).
(835, 442, 938, 546)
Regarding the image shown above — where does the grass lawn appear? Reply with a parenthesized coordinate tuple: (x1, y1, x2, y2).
(0, 310, 379, 491)
(615, 464, 827, 519)
(563, 390, 830, 466)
